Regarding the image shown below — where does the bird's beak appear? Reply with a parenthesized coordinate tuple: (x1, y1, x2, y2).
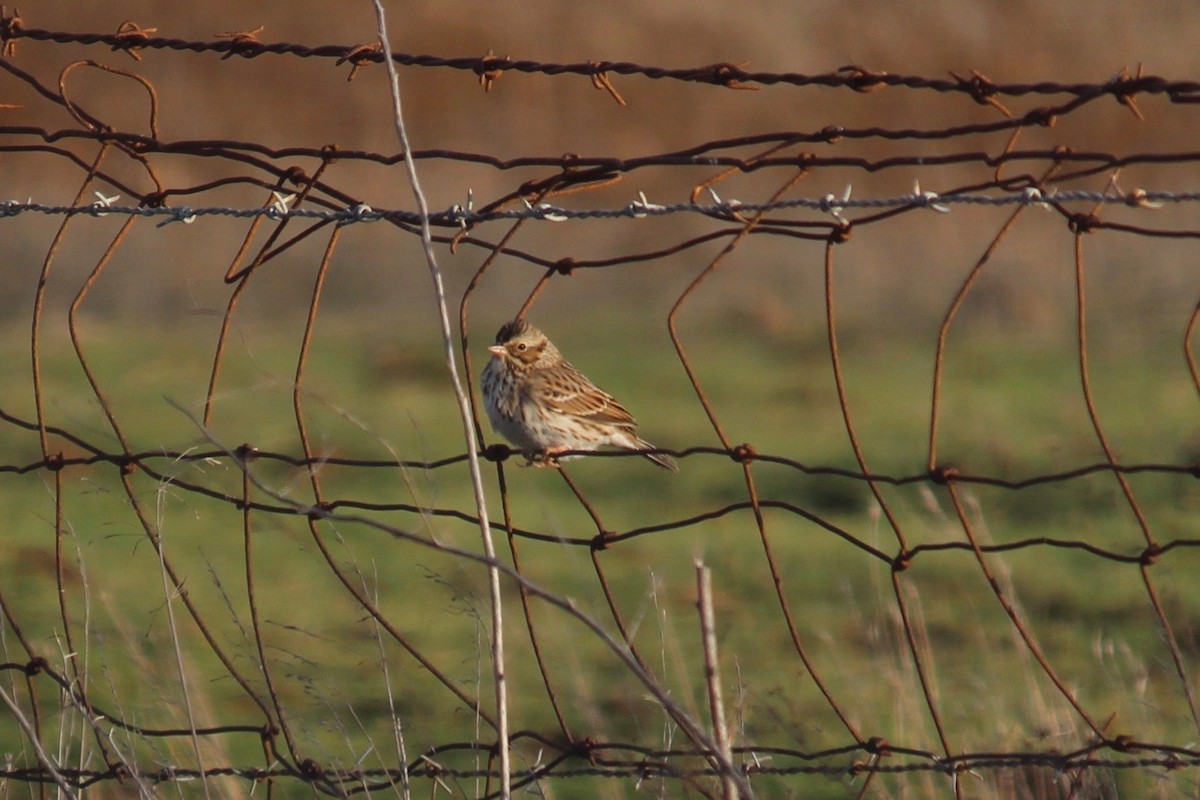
(487, 345, 506, 357)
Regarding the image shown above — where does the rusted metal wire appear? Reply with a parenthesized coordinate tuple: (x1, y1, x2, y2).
(3, 18, 1200, 800)
(6, 15, 1200, 104)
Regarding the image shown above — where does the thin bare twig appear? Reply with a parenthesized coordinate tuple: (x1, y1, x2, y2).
(696, 561, 746, 800)
(367, 2, 510, 797)
(0, 683, 80, 800)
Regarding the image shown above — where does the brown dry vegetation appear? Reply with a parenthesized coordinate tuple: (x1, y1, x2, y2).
(7, 2, 1200, 328)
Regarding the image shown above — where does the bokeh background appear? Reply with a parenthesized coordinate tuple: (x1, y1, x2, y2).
(3, 3, 1200, 799)
(8, 2, 1200, 329)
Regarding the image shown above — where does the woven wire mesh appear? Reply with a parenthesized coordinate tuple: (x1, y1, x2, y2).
(1, 6, 1199, 799)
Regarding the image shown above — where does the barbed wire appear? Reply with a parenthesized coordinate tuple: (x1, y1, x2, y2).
(5, 11, 1200, 104)
(0, 184, 1196, 228)
(4, 641, 1200, 794)
(0, 733, 1197, 792)
(1, 403, 1195, 562)
(3, 13, 1200, 800)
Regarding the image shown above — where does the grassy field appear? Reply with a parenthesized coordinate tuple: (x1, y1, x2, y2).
(1, 307, 1198, 799)
(7, 3, 1200, 797)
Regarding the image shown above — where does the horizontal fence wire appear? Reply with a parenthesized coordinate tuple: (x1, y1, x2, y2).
(2, 9, 1200, 800)
(5, 12, 1200, 101)
(3, 186, 1200, 227)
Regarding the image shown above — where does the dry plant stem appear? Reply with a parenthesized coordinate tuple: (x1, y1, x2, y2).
(368, 2, 510, 797)
(153, 496, 215, 800)
(369, 611, 412, 800)
(695, 562, 744, 800)
(0, 683, 78, 800)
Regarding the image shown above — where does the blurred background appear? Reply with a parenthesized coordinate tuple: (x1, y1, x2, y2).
(3, 4, 1200, 797)
(7, 1, 1200, 333)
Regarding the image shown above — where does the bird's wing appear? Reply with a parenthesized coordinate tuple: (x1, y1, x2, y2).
(530, 362, 637, 426)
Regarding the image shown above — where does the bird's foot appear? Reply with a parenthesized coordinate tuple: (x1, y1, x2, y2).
(519, 452, 563, 469)
(533, 449, 566, 469)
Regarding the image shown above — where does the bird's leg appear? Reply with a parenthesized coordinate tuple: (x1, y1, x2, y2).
(518, 451, 560, 468)
(535, 448, 566, 469)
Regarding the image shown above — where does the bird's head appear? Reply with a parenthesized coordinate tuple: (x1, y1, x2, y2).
(488, 319, 558, 369)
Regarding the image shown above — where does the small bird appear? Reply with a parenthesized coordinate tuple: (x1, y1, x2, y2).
(481, 319, 678, 471)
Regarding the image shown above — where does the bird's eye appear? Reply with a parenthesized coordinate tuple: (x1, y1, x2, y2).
(516, 343, 527, 352)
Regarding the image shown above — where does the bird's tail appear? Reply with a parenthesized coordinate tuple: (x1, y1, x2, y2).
(634, 438, 679, 472)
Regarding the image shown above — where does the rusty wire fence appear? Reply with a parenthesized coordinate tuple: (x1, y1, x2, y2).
(2, 7, 1200, 800)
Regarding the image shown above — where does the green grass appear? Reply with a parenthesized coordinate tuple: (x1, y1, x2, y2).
(1, 309, 1197, 799)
